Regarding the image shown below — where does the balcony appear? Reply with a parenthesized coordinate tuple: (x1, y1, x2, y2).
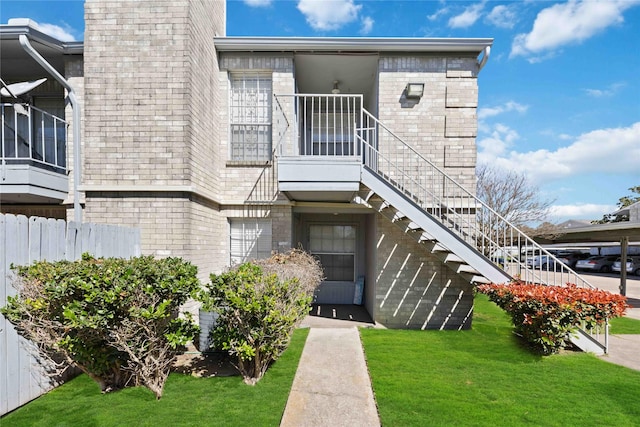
(275, 94, 363, 202)
(1, 103, 68, 203)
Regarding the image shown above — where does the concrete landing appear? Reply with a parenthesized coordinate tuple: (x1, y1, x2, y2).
(280, 327, 380, 427)
(599, 334, 640, 371)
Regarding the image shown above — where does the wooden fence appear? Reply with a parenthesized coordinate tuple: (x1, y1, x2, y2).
(0, 214, 141, 416)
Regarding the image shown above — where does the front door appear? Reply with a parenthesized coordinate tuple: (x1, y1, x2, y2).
(309, 224, 356, 304)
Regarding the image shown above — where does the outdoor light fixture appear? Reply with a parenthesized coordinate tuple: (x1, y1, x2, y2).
(331, 80, 340, 94)
(405, 83, 424, 99)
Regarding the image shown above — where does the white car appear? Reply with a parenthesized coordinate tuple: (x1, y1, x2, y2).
(612, 257, 640, 276)
(526, 255, 559, 270)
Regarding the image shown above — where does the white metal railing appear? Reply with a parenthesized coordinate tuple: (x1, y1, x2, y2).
(271, 95, 592, 287)
(356, 108, 594, 290)
(271, 94, 605, 350)
(274, 94, 362, 158)
(1, 103, 67, 172)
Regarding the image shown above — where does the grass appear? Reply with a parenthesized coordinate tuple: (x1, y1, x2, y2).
(361, 294, 640, 427)
(610, 315, 640, 334)
(1, 328, 309, 427)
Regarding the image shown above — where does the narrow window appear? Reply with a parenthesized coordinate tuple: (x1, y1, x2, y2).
(229, 218, 272, 264)
(229, 72, 272, 161)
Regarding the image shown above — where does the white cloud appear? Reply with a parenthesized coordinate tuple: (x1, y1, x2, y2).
(478, 101, 528, 120)
(548, 203, 616, 220)
(428, 6, 449, 21)
(511, 0, 640, 60)
(297, 0, 361, 31)
(244, 0, 272, 6)
(583, 82, 626, 97)
(478, 122, 640, 184)
(448, 2, 485, 29)
(485, 5, 517, 29)
(360, 16, 374, 35)
(477, 123, 520, 160)
(10, 19, 77, 41)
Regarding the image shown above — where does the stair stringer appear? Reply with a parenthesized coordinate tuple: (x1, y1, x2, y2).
(361, 167, 511, 285)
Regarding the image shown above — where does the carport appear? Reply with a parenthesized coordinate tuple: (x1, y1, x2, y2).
(536, 222, 640, 296)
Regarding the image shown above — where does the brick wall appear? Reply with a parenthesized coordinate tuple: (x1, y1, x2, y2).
(82, 0, 228, 278)
(374, 214, 474, 329)
(377, 54, 478, 196)
(218, 54, 295, 203)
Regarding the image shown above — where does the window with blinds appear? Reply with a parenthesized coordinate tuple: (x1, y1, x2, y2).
(229, 72, 272, 161)
(309, 224, 356, 282)
(229, 219, 272, 265)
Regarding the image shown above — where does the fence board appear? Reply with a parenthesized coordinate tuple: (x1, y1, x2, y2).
(0, 214, 7, 415)
(0, 213, 141, 416)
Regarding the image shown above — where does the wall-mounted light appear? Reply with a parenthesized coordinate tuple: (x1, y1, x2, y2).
(332, 80, 341, 94)
(405, 83, 424, 99)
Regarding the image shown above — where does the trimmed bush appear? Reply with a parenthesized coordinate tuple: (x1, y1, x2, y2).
(201, 249, 322, 384)
(1, 254, 200, 399)
(477, 281, 628, 354)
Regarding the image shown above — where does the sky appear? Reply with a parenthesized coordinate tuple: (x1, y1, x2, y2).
(2, 0, 639, 224)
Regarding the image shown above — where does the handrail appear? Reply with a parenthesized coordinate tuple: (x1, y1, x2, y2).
(356, 108, 594, 289)
(1, 102, 67, 172)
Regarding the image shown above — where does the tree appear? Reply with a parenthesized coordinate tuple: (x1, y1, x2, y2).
(476, 164, 555, 244)
(592, 185, 640, 224)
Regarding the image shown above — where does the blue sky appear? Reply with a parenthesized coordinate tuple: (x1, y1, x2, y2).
(2, 0, 639, 224)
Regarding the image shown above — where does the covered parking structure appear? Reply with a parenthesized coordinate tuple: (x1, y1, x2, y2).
(536, 222, 640, 296)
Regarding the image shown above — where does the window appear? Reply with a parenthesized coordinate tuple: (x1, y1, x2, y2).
(229, 219, 272, 265)
(229, 73, 272, 161)
(309, 224, 356, 281)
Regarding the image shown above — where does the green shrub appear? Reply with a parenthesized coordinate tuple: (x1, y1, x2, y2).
(477, 282, 628, 354)
(1, 254, 200, 399)
(201, 249, 322, 384)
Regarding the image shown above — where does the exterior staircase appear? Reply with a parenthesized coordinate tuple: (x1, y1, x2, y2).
(273, 94, 608, 354)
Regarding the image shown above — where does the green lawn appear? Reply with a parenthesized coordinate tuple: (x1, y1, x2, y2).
(361, 294, 640, 427)
(610, 315, 640, 334)
(1, 329, 308, 427)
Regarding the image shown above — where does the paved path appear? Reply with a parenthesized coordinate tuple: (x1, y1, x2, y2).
(280, 327, 380, 427)
(600, 334, 640, 371)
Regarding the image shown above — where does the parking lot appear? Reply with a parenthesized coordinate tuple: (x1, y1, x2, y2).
(578, 271, 640, 297)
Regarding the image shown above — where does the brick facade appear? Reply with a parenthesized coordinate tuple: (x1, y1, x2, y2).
(82, 0, 227, 278)
(21, 6, 485, 328)
(374, 214, 474, 329)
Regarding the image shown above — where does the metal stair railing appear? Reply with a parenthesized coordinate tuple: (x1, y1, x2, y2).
(356, 108, 594, 290)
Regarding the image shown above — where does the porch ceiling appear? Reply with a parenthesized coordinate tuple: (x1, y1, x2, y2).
(294, 54, 378, 104)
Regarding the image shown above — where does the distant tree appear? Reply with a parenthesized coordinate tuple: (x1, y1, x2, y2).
(592, 185, 640, 224)
(476, 164, 554, 227)
(476, 164, 555, 250)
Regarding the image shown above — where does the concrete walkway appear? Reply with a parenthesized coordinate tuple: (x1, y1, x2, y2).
(280, 327, 380, 427)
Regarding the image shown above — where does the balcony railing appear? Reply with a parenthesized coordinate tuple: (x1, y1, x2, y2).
(1, 103, 67, 172)
(274, 94, 362, 157)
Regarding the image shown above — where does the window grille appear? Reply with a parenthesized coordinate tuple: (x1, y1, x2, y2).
(229, 73, 272, 161)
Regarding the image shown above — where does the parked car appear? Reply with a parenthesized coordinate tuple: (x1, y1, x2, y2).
(526, 255, 560, 270)
(575, 255, 618, 273)
(612, 257, 640, 276)
(554, 252, 590, 268)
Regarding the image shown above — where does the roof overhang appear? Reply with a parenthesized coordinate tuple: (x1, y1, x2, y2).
(214, 36, 493, 54)
(537, 222, 640, 244)
(0, 21, 83, 81)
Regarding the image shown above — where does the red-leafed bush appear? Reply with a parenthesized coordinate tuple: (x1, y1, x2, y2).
(477, 281, 628, 354)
